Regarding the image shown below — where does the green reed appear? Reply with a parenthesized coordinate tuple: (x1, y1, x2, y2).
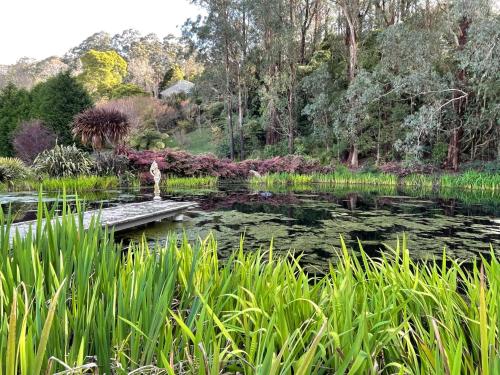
(250, 171, 398, 186)
(163, 176, 218, 188)
(440, 171, 500, 191)
(251, 170, 499, 191)
(1, 176, 120, 192)
(0, 198, 499, 374)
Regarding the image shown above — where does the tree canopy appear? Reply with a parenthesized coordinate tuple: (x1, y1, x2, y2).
(31, 72, 93, 144)
(184, 0, 499, 168)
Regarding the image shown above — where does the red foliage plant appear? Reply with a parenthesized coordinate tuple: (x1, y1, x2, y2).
(118, 147, 332, 181)
(13, 120, 57, 164)
(73, 107, 130, 150)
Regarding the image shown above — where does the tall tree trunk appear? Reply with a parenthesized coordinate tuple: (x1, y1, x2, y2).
(343, 6, 359, 168)
(224, 22, 234, 160)
(227, 99, 234, 160)
(446, 17, 470, 171)
(344, 13, 358, 82)
(237, 64, 244, 160)
(299, 0, 311, 64)
(288, 0, 297, 154)
(347, 144, 359, 169)
(447, 127, 463, 171)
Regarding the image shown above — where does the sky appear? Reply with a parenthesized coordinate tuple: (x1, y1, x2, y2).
(0, 0, 202, 65)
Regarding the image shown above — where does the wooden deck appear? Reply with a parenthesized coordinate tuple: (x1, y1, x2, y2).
(8, 200, 197, 241)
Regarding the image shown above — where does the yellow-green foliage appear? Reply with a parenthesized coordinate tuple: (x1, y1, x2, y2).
(0, 198, 498, 374)
(250, 171, 397, 186)
(6, 176, 120, 192)
(78, 49, 128, 99)
(440, 171, 500, 191)
(163, 175, 218, 188)
(251, 170, 500, 191)
(0, 157, 30, 182)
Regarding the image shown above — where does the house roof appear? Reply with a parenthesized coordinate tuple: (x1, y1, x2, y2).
(160, 80, 195, 98)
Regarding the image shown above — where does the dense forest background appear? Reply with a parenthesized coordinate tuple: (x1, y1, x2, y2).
(0, 0, 498, 171)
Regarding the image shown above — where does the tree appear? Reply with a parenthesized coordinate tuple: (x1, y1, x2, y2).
(31, 72, 93, 144)
(13, 120, 57, 163)
(184, 0, 239, 159)
(0, 84, 31, 156)
(78, 50, 128, 99)
(0, 58, 37, 89)
(459, 12, 500, 161)
(64, 32, 113, 63)
(111, 29, 142, 59)
(128, 33, 175, 98)
(73, 107, 130, 151)
(110, 83, 147, 99)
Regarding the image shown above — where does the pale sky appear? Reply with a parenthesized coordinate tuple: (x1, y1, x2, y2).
(0, 0, 202, 64)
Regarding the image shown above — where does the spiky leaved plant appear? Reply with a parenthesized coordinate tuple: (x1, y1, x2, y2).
(72, 107, 130, 151)
(0, 157, 30, 182)
(33, 144, 93, 177)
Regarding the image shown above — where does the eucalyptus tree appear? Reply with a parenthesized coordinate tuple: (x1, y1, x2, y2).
(184, 0, 244, 159)
(333, 0, 373, 167)
(128, 33, 175, 98)
(440, 0, 497, 170)
(459, 12, 500, 161)
(63, 32, 113, 64)
(251, 0, 311, 154)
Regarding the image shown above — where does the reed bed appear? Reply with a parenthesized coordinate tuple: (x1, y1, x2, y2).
(401, 174, 436, 188)
(163, 175, 218, 188)
(251, 170, 499, 191)
(0, 176, 120, 192)
(0, 199, 499, 374)
(440, 171, 500, 191)
(250, 171, 397, 187)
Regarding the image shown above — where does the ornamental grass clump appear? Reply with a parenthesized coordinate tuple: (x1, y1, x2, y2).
(0, 157, 30, 182)
(33, 144, 93, 177)
(0, 197, 498, 374)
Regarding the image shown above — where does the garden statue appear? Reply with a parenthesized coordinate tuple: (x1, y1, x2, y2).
(150, 161, 162, 200)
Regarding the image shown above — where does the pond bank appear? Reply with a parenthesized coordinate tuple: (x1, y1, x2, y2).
(0, 175, 219, 192)
(250, 170, 500, 191)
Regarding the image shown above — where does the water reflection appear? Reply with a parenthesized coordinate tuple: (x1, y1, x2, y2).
(122, 185, 500, 266)
(1, 185, 499, 267)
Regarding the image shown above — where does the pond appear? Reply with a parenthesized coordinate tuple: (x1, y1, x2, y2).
(1, 184, 499, 268)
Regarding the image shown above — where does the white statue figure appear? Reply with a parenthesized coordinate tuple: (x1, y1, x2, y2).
(150, 161, 162, 200)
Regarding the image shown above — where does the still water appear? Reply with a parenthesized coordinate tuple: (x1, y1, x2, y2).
(1, 184, 499, 267)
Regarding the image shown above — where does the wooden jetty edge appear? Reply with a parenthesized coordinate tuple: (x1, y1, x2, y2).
(8, 200, 197, 241)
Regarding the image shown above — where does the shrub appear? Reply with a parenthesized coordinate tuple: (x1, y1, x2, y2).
(72, 107, 130, 150)
(33, 144, 93, 177)
(378, 162, 437, 176)
(118, 147, 332, 179)
(93, 152, 130, 176)
(130, 130, 169, 151)
(462, 160, 500, 174)
(431, 141, 448, 165)
(12, 120, 57, 164)
(0, 157, 30, 182)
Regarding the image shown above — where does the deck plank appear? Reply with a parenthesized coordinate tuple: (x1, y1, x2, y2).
(7, 200, 197, 241)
